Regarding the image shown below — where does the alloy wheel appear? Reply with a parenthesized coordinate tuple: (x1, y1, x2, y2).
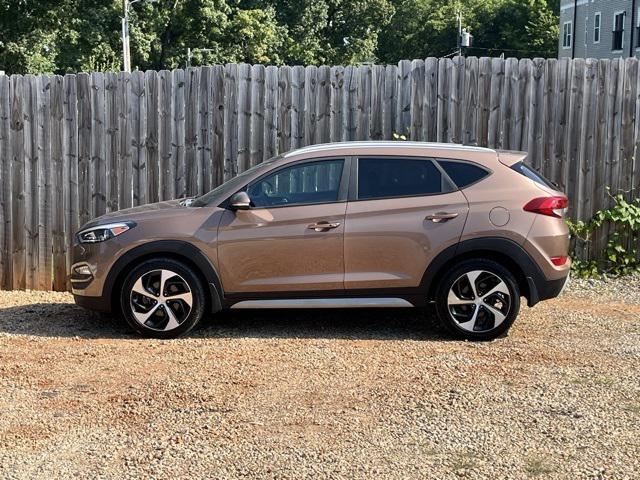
(129, 269, 193, 332)
(447, 270, 511, 333)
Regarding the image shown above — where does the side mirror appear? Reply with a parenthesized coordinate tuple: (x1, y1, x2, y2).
(229, 191, 251, 210)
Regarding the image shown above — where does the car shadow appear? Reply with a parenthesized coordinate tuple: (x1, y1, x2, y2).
(0, 302, 446, 341)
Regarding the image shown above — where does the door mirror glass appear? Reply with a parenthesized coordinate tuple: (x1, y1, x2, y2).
(229, 191, 252, 210)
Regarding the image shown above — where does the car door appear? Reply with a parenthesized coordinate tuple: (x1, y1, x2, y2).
(217, 158, 348, 293)
(344, 156, 469, 290)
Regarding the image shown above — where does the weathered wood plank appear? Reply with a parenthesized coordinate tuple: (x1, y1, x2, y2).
(63, 74, 78, 291)
(237, 64, 251, 172)
(463, 56, 478, 146)
(159, 69, 174, 199)
(91, 72, 107, 217)
(383, 65, 396, 140)
(10, 75, 26, 290)
(448, 56, 465, 144)
(211, 65, 225, 185)
(476, 58, 491, 147)
(424, 58, 439, 142)
(291, 66, 305, 148)
(528, 58, 545, 172)
(488, 58, 504, 148)
(565, 58, 586, 217)
(357, 65, 371, 141)
(250, 64, 265, 166)
(51, 76, 65, 292)
(36, 75, 52, 290)
(501, 58, 519, 150)
(278, 66, 292, 153)
(105, 72, 119, 212)
(184, 67, 199, 194)
(316, 65, 331, 144)
(223, 64, 238, 179)
(409, 59, 425, 141)
(329, 66, 344, 143)
(343, 66, 358, 141)
(172, 69, 185, 197)
(396, 59, 411, 137)
(437, 58, 450, 143)
(198, 67, 212, 193)
(77, 73, 92, 224)
(118, 72, 133, 209)
(0, 74, 11, 289)
(24, 75, 37, 289)
(145, 70, 160, 203)
(130, 71, 146, 205)
(304, 65, 317, 145)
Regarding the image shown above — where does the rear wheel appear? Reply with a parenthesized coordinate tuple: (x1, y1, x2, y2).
(435, 259, 520, 341)
(120, 258, 206, 339)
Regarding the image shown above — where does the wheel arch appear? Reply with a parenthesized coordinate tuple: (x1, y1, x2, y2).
(104, 240, 223, 315)
(423, 237, 545, 307)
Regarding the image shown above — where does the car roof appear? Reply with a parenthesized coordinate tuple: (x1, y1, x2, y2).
(283, 141, 497, 159)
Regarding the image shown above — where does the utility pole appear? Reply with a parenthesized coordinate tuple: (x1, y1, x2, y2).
(456, 10, 462, 58)
(122, 0, 155, 72)
(122, 0, 132, 72)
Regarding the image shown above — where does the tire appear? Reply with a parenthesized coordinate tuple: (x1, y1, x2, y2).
(434, 259, 520, 341)
(120, 257, 206, 339)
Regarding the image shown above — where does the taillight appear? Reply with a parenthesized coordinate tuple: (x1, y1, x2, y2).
(550, 255, 569, 266)
(523, 196, 568, 218)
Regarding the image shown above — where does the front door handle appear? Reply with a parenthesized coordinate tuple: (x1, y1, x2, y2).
(425, 212, 459, 223)
(308, 221, 341, 232)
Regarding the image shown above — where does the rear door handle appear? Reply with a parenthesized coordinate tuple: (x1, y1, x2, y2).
(425, 212, 459, 223)
(308, 221, 341, 231)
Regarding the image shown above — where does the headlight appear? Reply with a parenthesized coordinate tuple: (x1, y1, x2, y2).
(77, 222, 135, 244)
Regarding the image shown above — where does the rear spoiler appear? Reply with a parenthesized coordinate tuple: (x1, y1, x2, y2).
(497, 150, 528, 167)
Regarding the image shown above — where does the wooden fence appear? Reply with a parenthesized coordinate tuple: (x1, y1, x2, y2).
(0, 57, 639, 291)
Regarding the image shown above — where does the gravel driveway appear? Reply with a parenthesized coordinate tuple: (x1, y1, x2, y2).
(0, 277, 639, 479)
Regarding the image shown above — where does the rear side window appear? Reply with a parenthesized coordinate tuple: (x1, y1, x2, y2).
(357, 157, 452, 200)
(438, 160, 490, 189)
(511, 162, 557, 189)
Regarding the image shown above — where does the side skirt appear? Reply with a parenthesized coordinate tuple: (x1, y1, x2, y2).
(230, 298, 415, 309)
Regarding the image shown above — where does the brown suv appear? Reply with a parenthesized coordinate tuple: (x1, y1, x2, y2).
(72, 142, 570, 340)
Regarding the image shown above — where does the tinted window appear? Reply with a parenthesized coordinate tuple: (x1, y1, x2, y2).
(248, 159, 344, 207)
(511, 162, 557, 189)
(438, 160, 489, 188)
(358, 157, 450, 200)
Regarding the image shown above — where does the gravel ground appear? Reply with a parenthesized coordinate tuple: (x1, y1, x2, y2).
(0, 277, 639, 479)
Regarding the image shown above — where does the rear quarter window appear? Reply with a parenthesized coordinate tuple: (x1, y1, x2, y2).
(511, 162, 557, 190)
(437, 160, 490, 189)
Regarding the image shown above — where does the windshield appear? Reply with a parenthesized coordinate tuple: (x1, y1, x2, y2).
(191, 157, 280, 207)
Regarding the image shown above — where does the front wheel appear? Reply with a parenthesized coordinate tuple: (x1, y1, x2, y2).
(435, 259, 520, 341)
(120, 258, 206, 339)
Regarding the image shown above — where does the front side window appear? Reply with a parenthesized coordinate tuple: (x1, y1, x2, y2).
(357, 157, 452, 200)
(594, 12, 601, 44)
(613, 12, 625, 51)
(248, 159, 344, 208)
(563, 21, 573, 48)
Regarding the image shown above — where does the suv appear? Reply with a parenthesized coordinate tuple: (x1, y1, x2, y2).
(72, 142, 570, 340)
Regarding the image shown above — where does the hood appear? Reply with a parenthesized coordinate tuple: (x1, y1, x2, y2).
(80, 199, 191, 230)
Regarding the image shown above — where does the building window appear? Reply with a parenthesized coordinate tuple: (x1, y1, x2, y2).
(613, 12, 625, 51)
(563, 21, 573, 49)
(594, 12, 601, 44)
(637, 8, 640, 48)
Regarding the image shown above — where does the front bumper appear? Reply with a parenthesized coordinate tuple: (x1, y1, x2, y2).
(73, 293, 112, 313)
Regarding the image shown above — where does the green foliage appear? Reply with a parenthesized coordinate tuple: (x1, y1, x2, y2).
(1, 0, 559, 74)
(567, 193, 640, 278)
